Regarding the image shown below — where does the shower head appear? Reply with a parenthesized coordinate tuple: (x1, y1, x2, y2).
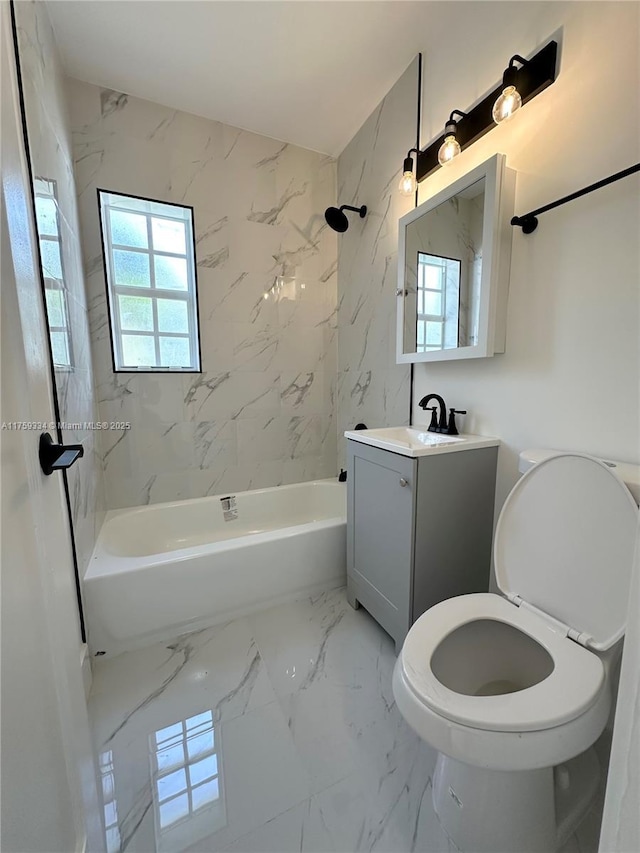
(324, 206, 349, 233)
(324, 204, 367, 233)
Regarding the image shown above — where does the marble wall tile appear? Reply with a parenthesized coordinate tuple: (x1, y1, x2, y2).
(280, 371, 324, 416)
(335, 59, 419, 467)
(14, 1, 106, 577)
(67, 78, 338, 507)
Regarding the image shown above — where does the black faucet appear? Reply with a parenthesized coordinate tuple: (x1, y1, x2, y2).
(418, 394, 448, 432)
(417, 394, 467, 435)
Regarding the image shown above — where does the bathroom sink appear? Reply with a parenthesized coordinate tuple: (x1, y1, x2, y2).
(343, 427, 499, 458)
(360, 428, 464, 449)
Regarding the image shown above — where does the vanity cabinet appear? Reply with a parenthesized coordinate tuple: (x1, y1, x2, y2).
(346, 440, 498, 650)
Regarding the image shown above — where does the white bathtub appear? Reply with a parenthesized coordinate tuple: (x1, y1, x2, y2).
(84, 479, 346, 657)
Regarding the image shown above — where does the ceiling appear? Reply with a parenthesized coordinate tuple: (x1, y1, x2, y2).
(46, 1, 438, 156)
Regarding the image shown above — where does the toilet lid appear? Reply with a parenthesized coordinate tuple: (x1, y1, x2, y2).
(495, 453, 638, 651)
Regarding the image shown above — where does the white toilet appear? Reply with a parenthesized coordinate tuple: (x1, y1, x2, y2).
(393, 451, 639, 853)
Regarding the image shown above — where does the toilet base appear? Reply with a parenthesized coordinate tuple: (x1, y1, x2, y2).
(432, 748, 600, 853)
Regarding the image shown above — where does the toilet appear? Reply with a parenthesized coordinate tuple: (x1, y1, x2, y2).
(393, 451, 639, 853)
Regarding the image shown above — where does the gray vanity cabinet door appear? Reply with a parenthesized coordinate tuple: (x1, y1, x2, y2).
(347, 441, 415, 645)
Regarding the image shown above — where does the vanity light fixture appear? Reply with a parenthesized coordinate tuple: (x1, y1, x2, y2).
(437, 111, 467, 166)
(403, 40, 558, 186)
(399, 148, 419, 196)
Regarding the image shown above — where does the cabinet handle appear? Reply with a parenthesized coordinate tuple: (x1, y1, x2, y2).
(399, 478, 408, 487)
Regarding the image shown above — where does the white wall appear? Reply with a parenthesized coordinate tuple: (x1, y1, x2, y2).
(412, 1, 640, 510)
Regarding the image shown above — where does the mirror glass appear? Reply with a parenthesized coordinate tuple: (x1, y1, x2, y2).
(402, 178, 485, 354)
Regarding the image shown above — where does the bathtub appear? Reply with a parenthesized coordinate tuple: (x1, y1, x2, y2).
(84, 479, 346, 657)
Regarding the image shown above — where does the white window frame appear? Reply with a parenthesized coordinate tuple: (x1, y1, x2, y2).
(98, 190, 201, 372)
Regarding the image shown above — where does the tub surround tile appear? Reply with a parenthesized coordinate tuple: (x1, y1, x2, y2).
(67, 77, 337, 510)
(193, 422, 237, 471)
(336, 60, 419, 468)
(280, 372, 323, 415)
(277, 325, 326, 375)
(285, 416, 323, 460)
(229, 460, 286, 494)
(281, 457, 325, 486)
(236, 415, 285, 466)
(232, 323, 279, 373)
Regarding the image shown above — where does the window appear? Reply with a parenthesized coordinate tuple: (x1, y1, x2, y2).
(34, 178, 73, 369)
(416, 252, 461, 352)
(98, 191, 201, 371)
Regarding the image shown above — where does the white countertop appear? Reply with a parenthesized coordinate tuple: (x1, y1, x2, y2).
(344, 426, 500, 458)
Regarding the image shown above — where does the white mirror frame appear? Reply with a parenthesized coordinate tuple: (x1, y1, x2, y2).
(396, 153, 515, 363)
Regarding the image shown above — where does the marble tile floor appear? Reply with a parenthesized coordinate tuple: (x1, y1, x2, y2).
(88, 587, 604, 853)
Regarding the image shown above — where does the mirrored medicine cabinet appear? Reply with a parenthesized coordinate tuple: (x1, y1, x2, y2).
(396, 154, 516, 363)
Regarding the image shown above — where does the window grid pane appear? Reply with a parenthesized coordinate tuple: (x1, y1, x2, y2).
(118, 294, 154, 331)
(109, 208, 148, 249)
(100, 191, 200, 371)
(152, 216, 187, 255)
(122, 334, 157, 367)
(113, 248, 151, 288)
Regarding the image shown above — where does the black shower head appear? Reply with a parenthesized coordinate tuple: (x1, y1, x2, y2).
(324, 206, 349, 233)
(324, 204, 367, 233)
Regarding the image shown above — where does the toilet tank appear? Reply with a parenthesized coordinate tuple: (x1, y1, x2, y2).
(519, 449, 640, 506)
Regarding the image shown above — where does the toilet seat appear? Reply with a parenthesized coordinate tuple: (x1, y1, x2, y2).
(401, 592, 605, 732)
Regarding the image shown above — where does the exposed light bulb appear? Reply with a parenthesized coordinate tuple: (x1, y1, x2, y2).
(437, 134, 461, 166)
(398, 154, 417, 196)
(398, 170, 417, 196)
(492, 84, 522, 124)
